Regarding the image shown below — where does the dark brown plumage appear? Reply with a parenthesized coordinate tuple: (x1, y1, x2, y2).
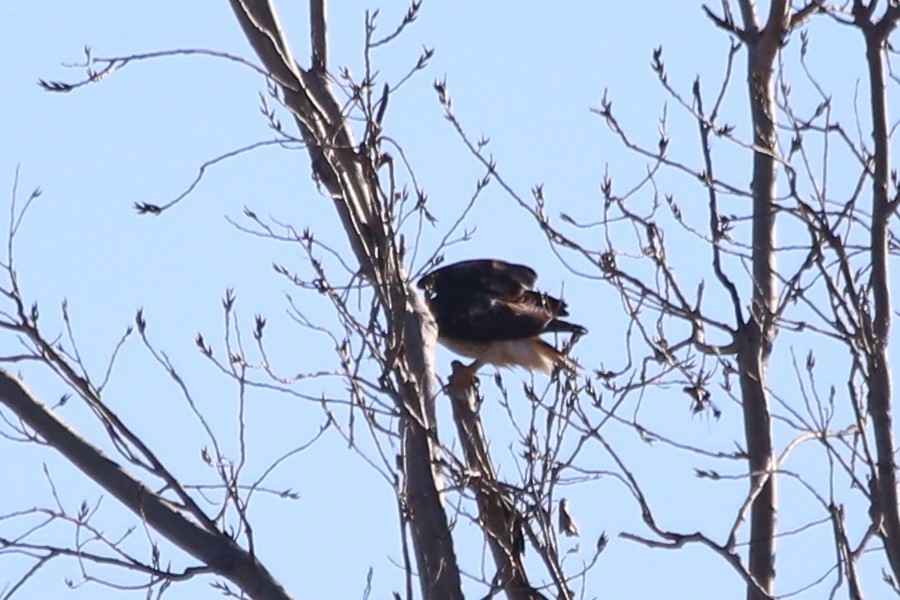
(418, 259, 586, 372)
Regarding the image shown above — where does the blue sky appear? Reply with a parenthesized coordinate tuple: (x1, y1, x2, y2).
(1, 2, 893, 599)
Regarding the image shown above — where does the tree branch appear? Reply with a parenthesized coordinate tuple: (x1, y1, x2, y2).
(447, 364, 548, 600)
(0, 370, 294, 600)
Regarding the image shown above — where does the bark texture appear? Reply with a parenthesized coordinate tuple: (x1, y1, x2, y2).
(857, 1, 900, 580)
(447, 365, 547, 600)
(736, 1, 791, 597)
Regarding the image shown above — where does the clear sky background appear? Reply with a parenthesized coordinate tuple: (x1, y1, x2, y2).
(0, 2, 893, 599)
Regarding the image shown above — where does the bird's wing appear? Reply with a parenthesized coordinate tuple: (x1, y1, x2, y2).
(489, 260, 538, 291)
(431, 291, 554, 342)
(418, 259, 538, 296)
(502, 291, 587, 335)
(420, 258, 586, 342)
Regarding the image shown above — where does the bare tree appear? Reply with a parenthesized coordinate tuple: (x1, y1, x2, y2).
(434, 1, 900, 598)
(3, 1, 588, 598)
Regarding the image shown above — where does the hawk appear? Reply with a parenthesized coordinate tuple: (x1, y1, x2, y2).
(417, 259, 586, 373)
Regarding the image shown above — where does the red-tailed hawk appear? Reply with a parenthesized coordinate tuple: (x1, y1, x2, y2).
(417, 259, 586, 373)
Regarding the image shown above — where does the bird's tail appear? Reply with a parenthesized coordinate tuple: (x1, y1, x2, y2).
(534, 339, 581, 373)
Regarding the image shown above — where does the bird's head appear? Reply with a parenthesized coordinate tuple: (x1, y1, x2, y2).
(417, 272, 436, 293)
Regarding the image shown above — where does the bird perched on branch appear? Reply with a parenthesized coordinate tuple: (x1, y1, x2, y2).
(417, 259, 586, 374)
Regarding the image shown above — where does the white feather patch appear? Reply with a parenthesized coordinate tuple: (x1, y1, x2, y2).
(439, 337, 560, 373)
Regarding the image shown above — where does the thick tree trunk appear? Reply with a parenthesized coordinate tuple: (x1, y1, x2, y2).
(738, 2, 789, 596)
(861, 23, 900, 581)
(401, 299, 465, 600)
(736, 328, 776, 600)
